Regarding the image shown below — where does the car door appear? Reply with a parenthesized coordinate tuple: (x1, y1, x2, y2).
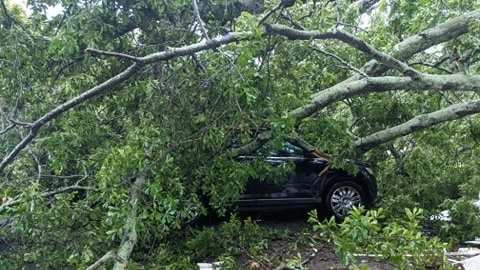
(291, 154, 329, 198)
(240, 151, 293, 200)
(279, 143, 329, 198)
(238, 143, 325, 209)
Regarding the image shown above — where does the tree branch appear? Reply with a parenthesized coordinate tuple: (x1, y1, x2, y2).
(258, 2, 283, 26)
(85, 250, 116, 270)
(0, 124, 15, 136)
(228, 130, 272, 158)
(0, 63, 141, 174)
(0, 31, 251, 174)
(266, 24, 419, 76)
(358, 10, 480, 78)
(229, 11, 480, 156)
(290, 74, 480, 120)
(112, 174, 145, 270)
(0, 185, 95, 212)
(1, 10, 479, 167)
(309, 45, 368, 77)
(355, 100, 480, 151)
(230, 74, 480, 157)
(139, 32, 249, 64)
(85, 48, 141, 62)
(192, 0, 210, 40)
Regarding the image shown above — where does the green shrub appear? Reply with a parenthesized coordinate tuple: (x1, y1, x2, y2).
(438, 198, 480, 246)
(308, 208, 451, 269)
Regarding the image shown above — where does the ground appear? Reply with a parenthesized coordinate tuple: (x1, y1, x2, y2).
(234, 210, 394, 270)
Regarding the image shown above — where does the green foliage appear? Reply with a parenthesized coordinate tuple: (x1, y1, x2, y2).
(308, 208, 451, 269)
(145, 216, 277, 269)
(0, 187, 106, 269)
(438, 198, 480, 246)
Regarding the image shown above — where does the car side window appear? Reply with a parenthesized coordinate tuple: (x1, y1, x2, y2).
(251, 142, 305, 158)
(278, 142, 304, 157)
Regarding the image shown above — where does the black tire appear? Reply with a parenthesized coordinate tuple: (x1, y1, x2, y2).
(324, 180, 366, 219)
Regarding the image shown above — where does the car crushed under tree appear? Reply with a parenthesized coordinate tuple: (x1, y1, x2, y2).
(235, 140, 377, 219)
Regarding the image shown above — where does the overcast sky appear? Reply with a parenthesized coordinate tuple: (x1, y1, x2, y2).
(11, 0, 63, 18)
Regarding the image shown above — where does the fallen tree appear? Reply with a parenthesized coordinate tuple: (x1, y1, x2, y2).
(2, 10, 479, 173)
(1, 1, 480, 268)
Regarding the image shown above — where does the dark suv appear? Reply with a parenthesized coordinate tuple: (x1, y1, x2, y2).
(236, 142, 377, 218)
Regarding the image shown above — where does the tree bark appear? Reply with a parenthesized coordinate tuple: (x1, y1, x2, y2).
(266, 24, 419, 76)
(112, 174, 145, 270)
(358, 10, 480, 78)
(289, 74, 480, 120)
(86, 250, 116, 270)
(355, 101, 480, 151)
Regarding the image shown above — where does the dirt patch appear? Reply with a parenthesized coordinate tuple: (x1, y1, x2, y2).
(306, 242, 346, 270)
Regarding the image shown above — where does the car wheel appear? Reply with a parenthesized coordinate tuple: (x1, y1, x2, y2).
(325, 181, 366, 219)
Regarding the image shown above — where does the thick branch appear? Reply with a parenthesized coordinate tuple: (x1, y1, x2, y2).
(112, 174, 145, 270)
(0, 63, 141, 173)
(232, 73, 480, 156)
(228, 130, 272, 158)
(223, 11, 480, 157)
(290, 74, 480, 120)
(0, 124, 15, 136)
(355, 101, 480, 151)
(230, 11, 480, 156)
(359, 10, 480, 78)
(85, 250, 116, 270)
(267, 24, 419, 76)
(1, 11, 479, 165)
(140, 32, 248, 64)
